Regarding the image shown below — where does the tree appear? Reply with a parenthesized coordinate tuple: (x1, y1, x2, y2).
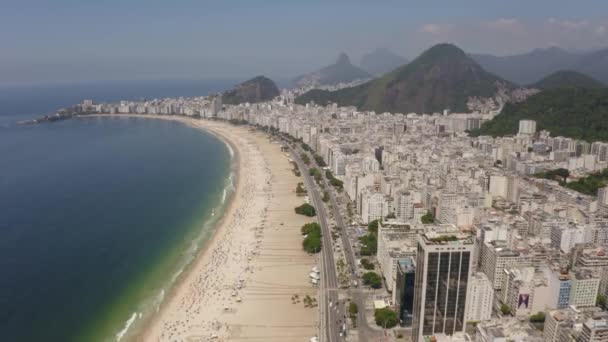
(325, 169, 344, 190)
(555, 168, 570, 182)
(500, 304, 511, 315)
(374, 308, 398, 328)
(360, 258, 375, 270)
(362, 272, 382, 289)
(529, 312, 545, 323)
(300, 153, 310, 165)
(349, 302, 358, 320)
(368, 219, 380, 234)
(296, 182, 307, 195)
(322, 191, 330, 203)
(359, 234, 377, 256)
(537, 168, 608, 196)
(302, 233, 322, 253)
(429, 235, 458, 243)
(421, 212, 434, 224)
(597, 294, 607, 309)
(295, 203, 316, 217)
(537, 168, 570, 182)
(301, 222, 321, 235)
(313, 154, 327, 167)
(309, 168, 322, 183)
(329, 177, 343, 189)
(301, 142, 312, 152)
(301, 223, 322, 253)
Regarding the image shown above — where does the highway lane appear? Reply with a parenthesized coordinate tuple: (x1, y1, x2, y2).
(289, 147, 342, 342)
(300, 147, 384, 342)
(322, 167, 380, 342)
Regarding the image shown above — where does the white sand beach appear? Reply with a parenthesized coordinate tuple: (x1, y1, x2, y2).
(103, 116, 320, 341)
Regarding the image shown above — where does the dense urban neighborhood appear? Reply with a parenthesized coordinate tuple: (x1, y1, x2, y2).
(49, 74, 608, 342)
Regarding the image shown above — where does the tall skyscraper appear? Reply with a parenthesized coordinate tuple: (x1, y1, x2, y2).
(412, 228, 475, 342)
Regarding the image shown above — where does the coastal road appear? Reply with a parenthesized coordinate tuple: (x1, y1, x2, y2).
(325, 187, 381, 342)
(290, 141, 382, 342)
(289, 146, 342, 342)
(314, 157, 382, 342)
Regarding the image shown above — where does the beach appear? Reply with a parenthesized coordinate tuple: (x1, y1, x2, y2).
(114, 116, 319, 341)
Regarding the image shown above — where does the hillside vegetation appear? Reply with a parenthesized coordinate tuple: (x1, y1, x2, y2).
(469, 87, 608, 141)
(222, 76, 279, 105)
(531, 70, 604, 90)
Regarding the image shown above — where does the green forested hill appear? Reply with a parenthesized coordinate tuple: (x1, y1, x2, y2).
(469, 87, 608, 141)
(222, 76, 279, 105)
(295, 43, 511, 114)
(531, 70, 604, 90)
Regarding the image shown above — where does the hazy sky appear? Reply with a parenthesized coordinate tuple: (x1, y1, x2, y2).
(2, 0, 607, 83)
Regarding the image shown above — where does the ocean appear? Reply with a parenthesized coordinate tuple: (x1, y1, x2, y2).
(0, 80, 234, 341)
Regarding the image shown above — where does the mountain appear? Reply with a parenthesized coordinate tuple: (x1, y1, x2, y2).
(470, 47, 582, 85)
(222, 76, 279, 105)
(575, 48, 608, 86)
(293, 53, 371, 87)
(295, 43, 512, 114)
(531, 70, 604, 90)
(360, 48, 409, 76)
(471, 46, 608, 85)
(469, 87, 608, 141)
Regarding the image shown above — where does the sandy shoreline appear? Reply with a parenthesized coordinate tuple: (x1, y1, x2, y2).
(86, 115, 318, 341)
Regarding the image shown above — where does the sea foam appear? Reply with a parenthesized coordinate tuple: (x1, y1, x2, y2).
(115, 312, 138, 341)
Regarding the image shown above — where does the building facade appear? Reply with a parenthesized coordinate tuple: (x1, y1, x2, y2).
(412, 230, 475, 342)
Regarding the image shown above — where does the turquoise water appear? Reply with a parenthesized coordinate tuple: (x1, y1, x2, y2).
(0, 116, 232, 341)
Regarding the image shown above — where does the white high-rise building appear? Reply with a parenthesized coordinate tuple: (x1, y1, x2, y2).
(480, 241, 532, 289)
(598, 187, 608, 207)
(569, 270, 601, 308)
(395, 190, 414, 221)
(465, 272, 493, 322)
(436, 193, 459, 224)
(362, 156, 380, 173)
(489, 175, 507, 199)
(360, 190, 387, 224)
(559, 226, 586, 253)
(332, 152, 347, 176)
(581, 319, 608, 342)
(501, 267, 536, 317)
(518, 120, 537, 135)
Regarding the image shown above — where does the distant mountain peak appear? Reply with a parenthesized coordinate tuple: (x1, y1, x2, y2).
(336, 52, 351, 65)
(360, 48, 408, 76)
(420, 43, 467, 60)
(293, 52, 371, 87)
